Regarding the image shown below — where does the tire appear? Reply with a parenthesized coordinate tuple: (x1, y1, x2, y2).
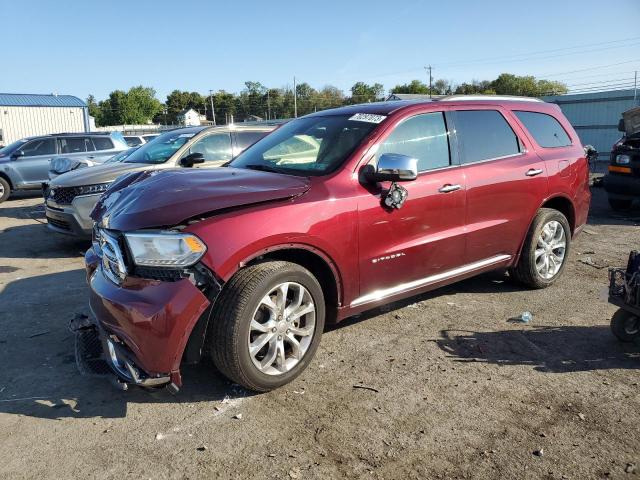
(209, 261, 325, 392)
(608, 197, 632, 211)
(610, 309, 640, 342)
(511, 208, 571, 289)
(0, 177, 10, 203)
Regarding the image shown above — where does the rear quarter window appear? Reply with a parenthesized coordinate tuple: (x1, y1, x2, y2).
(514, 111, 572, 148)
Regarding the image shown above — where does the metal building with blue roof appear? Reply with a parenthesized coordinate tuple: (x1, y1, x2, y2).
(0, 93, 88, 146)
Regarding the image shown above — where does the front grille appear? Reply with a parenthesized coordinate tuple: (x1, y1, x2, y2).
(47, 216, 71, 231)
(50, 186, 79, 205)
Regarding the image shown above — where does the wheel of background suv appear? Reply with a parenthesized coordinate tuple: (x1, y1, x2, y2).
(608, 197, 632, 211)
(511, 208, 571, 289)
(610, 309, 640, 342)
(0, 177, 10, 203)
(209, 261, 325, 392)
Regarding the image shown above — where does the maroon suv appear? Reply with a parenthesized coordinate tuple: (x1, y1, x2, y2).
(85, 97, 591, 392)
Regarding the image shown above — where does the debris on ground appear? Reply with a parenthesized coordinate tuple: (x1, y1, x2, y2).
(578, 413, 586, 421)
(625, 463, 637, 474)
(196, 446, 208, 452)
(353, 384, 379, 393)
(28, 330, 50, 338)
(232, 413, 243, 420)
(533, 448, 544, 457)
(579, 257, 607, 269)
(288, 467, 301, 479)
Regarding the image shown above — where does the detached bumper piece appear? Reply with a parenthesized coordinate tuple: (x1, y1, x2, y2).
(71, 313, 173, 390)
(104, 336, 171, 389)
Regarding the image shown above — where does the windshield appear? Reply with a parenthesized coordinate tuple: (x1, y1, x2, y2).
(124, 130, 196, 164)
(229, 115, 378, 175)
(0, 139, 28, 158)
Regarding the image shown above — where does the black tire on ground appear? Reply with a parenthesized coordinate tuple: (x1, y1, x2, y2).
(608, 197, 633, 211)
(510, 208, 571, 289)
(610, 309, 640, 342)
(0, 177, 10, 203)
(209, 261, 325, 392)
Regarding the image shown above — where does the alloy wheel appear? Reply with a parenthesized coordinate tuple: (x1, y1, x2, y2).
(248, 282, 316, 375)
(535, 220, 566, 280)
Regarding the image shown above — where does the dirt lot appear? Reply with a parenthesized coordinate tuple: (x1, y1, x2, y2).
(0, 187, 639, 480)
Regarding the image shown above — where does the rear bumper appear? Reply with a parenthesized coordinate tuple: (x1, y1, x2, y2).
(45, 194, 100, 236)
(603, 173, 640, 199)
(85, 247, 212, 387)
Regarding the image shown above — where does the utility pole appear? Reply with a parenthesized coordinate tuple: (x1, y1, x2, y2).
(424, 65, 433, 99)
(267, 89, 271, 120)
(209, 89, 216, 126)
(634, 70, 638, 104)
(293, 76, 298, 118)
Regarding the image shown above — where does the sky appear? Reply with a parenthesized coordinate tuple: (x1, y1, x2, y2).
(1, 0, 639, 102)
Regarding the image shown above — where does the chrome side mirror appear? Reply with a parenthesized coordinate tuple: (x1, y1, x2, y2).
(366, 153, 418, 182)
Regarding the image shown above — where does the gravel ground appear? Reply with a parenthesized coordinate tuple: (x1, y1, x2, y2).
(0, 186, 639, 480)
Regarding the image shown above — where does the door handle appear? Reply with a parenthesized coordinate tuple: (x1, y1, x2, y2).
(438, 184, 462, 193)
(526, 168, 544, 177)
(87, 155, 95, 159)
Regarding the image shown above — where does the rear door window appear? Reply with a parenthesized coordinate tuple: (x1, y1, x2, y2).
(21, 138, 56, 156)
(376, 112, 450, 172)
(91, 137, 115, 151)
(59, 137, 88, 154)
(453, 110, 521, 164)
(514, 111, 572, 148)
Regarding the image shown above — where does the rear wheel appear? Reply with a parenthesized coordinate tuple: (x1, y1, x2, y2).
(209, 261, 325, 392)
(608, 197, 632, 211)
(511, 208, 571, 289)
(610, 309, 640, 342)
(0, 177, 10, 203)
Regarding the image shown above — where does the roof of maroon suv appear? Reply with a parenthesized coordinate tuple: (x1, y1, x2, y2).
(308, 96, 552, 118)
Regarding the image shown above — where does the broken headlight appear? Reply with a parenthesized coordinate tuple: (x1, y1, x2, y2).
(124, 231, 206, 267)
(616, 154, 631, 165)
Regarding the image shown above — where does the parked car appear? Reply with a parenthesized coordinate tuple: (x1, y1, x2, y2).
(45, 123, 278, 236)
(0, 132, 128, 203)
(142, 134, 160, 143)
(123, 135, 148, 147)
(604, 106, 640, 210)
(84, 97, 590, 393)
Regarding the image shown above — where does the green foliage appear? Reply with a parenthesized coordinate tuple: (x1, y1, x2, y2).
(165, 90, 206, 124)
(350, 82, 384, 103)
(88, 73, 568, 126)
(93, 86, 162, 126)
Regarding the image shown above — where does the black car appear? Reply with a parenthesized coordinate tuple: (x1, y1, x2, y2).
(604, 107, 640, 211)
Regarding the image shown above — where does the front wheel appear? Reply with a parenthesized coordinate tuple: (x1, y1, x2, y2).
(0, 177, 10, 203)
(511, 208, 571, 289)
(209, 261, 325, 392)
(610, 309, 640, 342)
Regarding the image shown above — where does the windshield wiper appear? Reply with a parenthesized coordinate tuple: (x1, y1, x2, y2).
(243, 163, 286, 174)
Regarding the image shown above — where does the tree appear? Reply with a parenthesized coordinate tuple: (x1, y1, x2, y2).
(489, 74, 567, 97)
(165, 90, 206, 124)
(96, 87, 162, 125)
(350, 82, 384, 103)
(391, 79, 429, 94)
(86, 95, 102, 126)
(454, 80, 495, 95)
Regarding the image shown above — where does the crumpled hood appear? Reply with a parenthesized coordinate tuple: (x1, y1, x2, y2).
(91, 167, 311, 231)
(623, 106, 640, 137)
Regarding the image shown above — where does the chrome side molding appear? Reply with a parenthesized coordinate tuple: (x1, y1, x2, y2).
(351, 254, 512, 307)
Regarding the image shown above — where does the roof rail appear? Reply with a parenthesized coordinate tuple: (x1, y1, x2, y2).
(436, 95, 543, 103)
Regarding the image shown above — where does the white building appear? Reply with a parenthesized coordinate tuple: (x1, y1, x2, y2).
(177, 108, 206, 127)
(0, 93, 88, 146)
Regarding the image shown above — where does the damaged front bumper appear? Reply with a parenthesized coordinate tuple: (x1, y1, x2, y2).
(84, 246, 218, 391)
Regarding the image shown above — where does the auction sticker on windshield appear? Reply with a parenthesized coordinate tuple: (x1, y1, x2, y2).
(349, 113, 386, 124)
